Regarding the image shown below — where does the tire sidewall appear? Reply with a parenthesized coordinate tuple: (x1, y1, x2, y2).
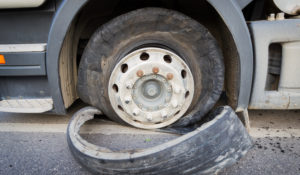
(78, 8, 224, 126)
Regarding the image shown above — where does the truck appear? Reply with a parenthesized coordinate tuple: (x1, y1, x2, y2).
(0, 0, 299, 174)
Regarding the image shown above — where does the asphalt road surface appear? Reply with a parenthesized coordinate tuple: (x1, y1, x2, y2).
(0, 104, 299, 175)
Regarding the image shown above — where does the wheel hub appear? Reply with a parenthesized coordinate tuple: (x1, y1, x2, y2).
(133, 74, 172, 112)
(143, 80, 160, 98)
(108, 47, 194, 129)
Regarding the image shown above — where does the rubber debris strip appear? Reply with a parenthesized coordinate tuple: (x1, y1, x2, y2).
(67, 106, 253, 175)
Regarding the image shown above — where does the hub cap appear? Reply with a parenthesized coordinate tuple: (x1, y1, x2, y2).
(108, 47, 194, 129)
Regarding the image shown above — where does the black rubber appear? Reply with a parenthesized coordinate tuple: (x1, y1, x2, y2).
(67, 106, 253, 175)
(77, 8, 224, 126)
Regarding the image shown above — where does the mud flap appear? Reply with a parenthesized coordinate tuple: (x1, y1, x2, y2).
(67, 106, 253, 175)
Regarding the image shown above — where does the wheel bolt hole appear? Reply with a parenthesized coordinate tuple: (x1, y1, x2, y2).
(163, 55, 172, 63)
(140, 52, 149, 61)
(118, 105, 124, 111)
(185, 91, 190, 98)
(121, 64, 128, 73)
(181, 70, 187, 79)
(112, 84, 119, 93)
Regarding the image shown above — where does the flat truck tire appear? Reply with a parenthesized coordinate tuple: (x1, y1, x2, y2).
(77, 8, 224, 129)
(67, 106, 252, 175)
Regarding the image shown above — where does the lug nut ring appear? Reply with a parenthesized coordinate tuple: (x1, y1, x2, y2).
(108, 47, 194, 129)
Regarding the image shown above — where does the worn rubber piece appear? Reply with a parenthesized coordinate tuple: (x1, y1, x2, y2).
(77, 8, 224, 127)
(67, 106, 253, 175)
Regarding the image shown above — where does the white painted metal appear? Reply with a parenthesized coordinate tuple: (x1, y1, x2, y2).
(0, 98, 53, 113)
(0, 43, 47, 52)
(279, 42, 300, 93)
(273, 0, 300, 15)
(0, 0, 46, 9)
(108, 47, 194, 129)
(249, 20, 300, 109)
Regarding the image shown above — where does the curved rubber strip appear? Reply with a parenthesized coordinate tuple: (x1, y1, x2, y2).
(67, 106, 252, 174)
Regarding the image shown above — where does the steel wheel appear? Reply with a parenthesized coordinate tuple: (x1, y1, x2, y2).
(108, 47, 194, 129)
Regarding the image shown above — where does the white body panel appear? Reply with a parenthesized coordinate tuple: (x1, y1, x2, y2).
(0, 98, 53, 113)
(0, 44, 47, 52)
(249, 19, 300, 109)
(0, 0, 46, 9)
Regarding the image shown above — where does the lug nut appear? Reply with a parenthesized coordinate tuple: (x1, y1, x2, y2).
(152, 67, 159, 74)
(161, 111, 168, 119)
(174, 85, 181, 94)
(171, 100, 178, 108)
(167, 73, 173, 80)
(146, 114, 153, 121)
(124, 96, 131, 104)
(126, 82, 132, 89)
(133, 108, 140, 116)
(167, 87, 172, 92)
(137, 70, 144, 77)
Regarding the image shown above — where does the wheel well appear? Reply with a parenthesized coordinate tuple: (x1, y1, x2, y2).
(59, 0, 240, 109)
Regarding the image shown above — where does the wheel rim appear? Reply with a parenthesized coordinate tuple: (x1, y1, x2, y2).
(108, 47, 194, 129)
